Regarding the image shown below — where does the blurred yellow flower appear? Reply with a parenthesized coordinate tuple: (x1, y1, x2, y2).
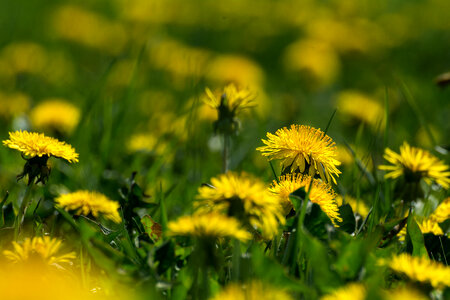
(270, 174, 342, 225)
(321, 283, 366, 300)
(195, 172, 284, 239)
(52, 5, 127, 55)
(398, 217, 443, 242)
(55, 190, 121, 223)
(211, 281, 292, 300)
(379, 142, 450, 189)
(336, 90, 384, 128)
(168, 212, 250, 241)
(257, 125, 341, 184)
(429, 197, 450, 223)
(389, 253, 450, 289)
(3, 130, 79, 163)
(336, 195, 369, 218)
(30, 99, 80, 134)
(0, 91, 30, 119)
(128, 133, 160, 153)
(384, 286, 428, 300)
(3, 236, 76, 267)
(204, 83, 256, 115)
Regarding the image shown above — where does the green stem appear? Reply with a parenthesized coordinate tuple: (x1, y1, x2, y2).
(232, 239, 241, 281)
(14, 184, 33, 240)
(222, 134, 231, 173)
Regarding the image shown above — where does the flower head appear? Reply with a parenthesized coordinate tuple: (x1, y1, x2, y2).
(336, 90, 384, 128)
(389, 253, 450, 289)
(383, 286, 428, 300)
(429, 197, 450, 223)
(211, 281, 292, 300)
(257, 125, 341, 184)
(397, 217, 443, 242)
(195, 172, 284, 239)
(270, 173, 342, 225)
(30, 99, 80, 134)
(168, 212, 250, 241)
(336, 195, 369, 218)
(379, 142, 450, 189)
(55, 190, 121, 223)
(3, 236, 76, 267)
(320, 283, 366, 300)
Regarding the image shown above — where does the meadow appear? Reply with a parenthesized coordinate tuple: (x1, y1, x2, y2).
(0, 0, 449, 299)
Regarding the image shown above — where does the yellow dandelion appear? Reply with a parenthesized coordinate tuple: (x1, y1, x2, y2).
(30, 99, 80, 134)
(257, 125, 341, 184)
(0, 91, 30, 119)
(168, 212, 250, 241)
(3, 130, 79, 163)
(379, 142, 450, 189)
(204, 83, 256, 115)
(336, 195, 370, 219)
(384, 286, 428, 300)
(429, 197, 450, 223)
(270, 174, 342, 225)
(210, 281, 292, 300)
(195, 172, 285, 239)
(397, 217, 443, 242)
(320, 283, 366, 300)
(3, 236, 76, 267)
(55, 190, 121, 223)
(389, 253, 450, 289)
(336, 90, 384, 128)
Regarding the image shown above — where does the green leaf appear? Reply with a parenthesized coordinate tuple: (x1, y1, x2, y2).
(141, 215, 163, 243)
(406, 215, 428, 257)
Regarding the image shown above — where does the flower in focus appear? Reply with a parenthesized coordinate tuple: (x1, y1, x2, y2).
(3, 236, 76, 267)
(168, 212, 250, 242)
(3, 130, 79, 184)
(389, 253, 450, 289)
(379, 142, 450, 189)
(211, 281, 292, 300)
(336, 195, 369, 219)
(257, 125, 341, 184)
(204, 83, 256, 135)
(195, 172, 284, 239)
(270, 173, 342, 225)
(320, 283, 366, 300)
(30, 99, 80, 135)
(429, 197, 450, 223)
(55, 190, 121, 223)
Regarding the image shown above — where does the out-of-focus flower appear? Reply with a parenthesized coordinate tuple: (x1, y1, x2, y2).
(55, 190, 121, 223)
(211, 281, 292, 300)
(398, 217, 444, 242)
(379, 142, 450, 189)
(389, 253, 450, 289)
(429, 197, 450, 223)
(0, 91, 30, 119)
(52, 5, 127, 55)
(168, 212, 250, 241)
(383, 286, 428, 300)
(195, 172, 284, 239)
(336, 195, 369, 218)
(270, 174, 342, 224)
(3, 236, 76, 267)
(336, 90, 384, 129)
(283, 39, 340, 87)
(128, 133, 161, 153)
(257, 125, 341, 184)
(3, 131, 79, 184)
(320, 283, 366, 300)
(30, 99, 80, 135)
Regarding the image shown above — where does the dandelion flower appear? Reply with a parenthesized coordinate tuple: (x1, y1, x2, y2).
(30, 99, 80, 134)
(429, 197, 450, 223)
(196, 172, 284, 239)
(379, 142, 450, 189)
(397, 218, 443, 241)
(168, 212, 250, 242)
(336, 90, 384, 128)
(55, 190, 121, 223)
(320, 283, 366, 300)
(384, 286, 428, 300)
(211, 281, 292, 300)
(0, 91, 30, 119)
(389, 253, 450, 289)
(336, 195, 369, 219)
(3, 236, 76, 267)
(257, 125, 341, 184)
(270, 174, 342, 225)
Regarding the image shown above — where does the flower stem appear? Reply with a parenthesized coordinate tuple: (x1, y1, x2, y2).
(232, 238, 241, 281)
(14, 183, 33, 240)
(222, 134, 231, 173)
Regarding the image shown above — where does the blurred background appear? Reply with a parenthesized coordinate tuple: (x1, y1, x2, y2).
(0, 0, 449, 219)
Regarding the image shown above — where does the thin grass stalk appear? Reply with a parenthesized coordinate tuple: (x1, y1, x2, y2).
(14, 183, 33, 240)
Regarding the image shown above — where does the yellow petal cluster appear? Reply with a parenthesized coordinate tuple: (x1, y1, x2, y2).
(336, 90, 384, 128)
(270, 173, 342, 225)
(3, 236, 76, 266)
(30, 99, 80, 134)
(3, 130, 79, 163)
(204, 83, 256, 114)
(389, 253, 450, 289)
(336, 195, 369, 218)
(429, 197, 450, 223)
(168, 212, 251, 242)
(383, 286, 428, 300)
(55, 190, 121, 223)
(211, 281, 292, 300)
(379, 142, 450, 189)
(321, 283, 366, 300)
(196, 172, 285, 239)
(397, 218, 443, 242)
(257, 125, 341, 184)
